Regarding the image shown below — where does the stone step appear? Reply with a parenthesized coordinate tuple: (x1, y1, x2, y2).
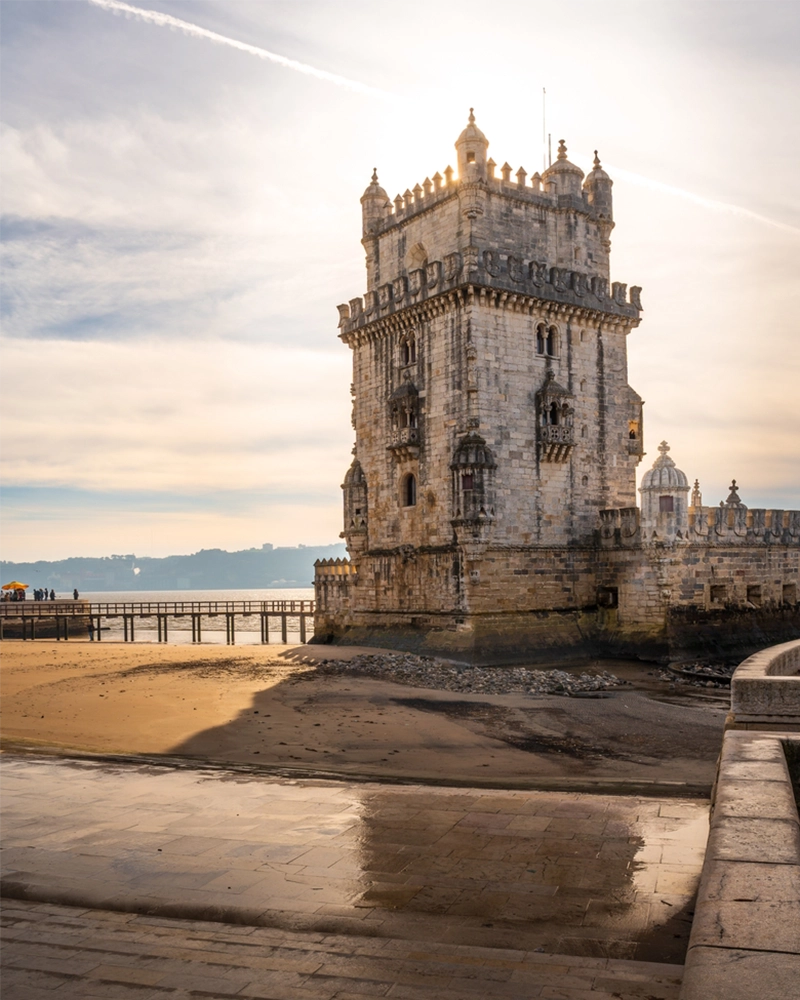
(2, 900, 684, 999)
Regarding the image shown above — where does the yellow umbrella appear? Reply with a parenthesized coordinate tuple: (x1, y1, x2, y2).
(2, 581, 28, 590)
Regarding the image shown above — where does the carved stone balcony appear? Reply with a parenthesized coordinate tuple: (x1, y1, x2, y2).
(627, 437, 644, 457)
(538, 424, 574, 463)
(387, 426, 421, 461)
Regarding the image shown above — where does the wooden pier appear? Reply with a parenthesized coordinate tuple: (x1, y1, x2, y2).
(0, 600, 315, 645)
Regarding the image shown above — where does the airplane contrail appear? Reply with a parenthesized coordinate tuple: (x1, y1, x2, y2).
(602, 161, 800, 238)
(87, 0, 390, 98)
(86, 1, 799, 238)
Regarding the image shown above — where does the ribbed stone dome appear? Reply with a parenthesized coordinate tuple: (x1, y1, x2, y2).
(456, 108, 488, 147)
(361, 168, 388, 203)
(640, 441, 688, 490)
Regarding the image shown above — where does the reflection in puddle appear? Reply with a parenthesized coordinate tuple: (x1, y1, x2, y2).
(4, 755, 707, 961)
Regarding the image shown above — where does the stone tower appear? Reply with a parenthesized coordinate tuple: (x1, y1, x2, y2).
(316, 111, 647, 660)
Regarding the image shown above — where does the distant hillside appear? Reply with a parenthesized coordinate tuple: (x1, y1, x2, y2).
(0, 543, 347, 592)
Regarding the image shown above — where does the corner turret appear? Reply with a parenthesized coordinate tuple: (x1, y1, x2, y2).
(541, 139, 584, 198)
(361, 168, 390, 236)
(455, 108, 489, 180)
(639, 441, 690, 540)
(583, 150, 613, 221)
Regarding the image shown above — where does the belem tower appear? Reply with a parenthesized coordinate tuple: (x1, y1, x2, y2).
(313, 112, 800, 664)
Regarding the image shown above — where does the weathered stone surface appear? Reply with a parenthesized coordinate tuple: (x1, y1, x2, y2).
(707, 815, 800, 864)
(697, 861, 800, 903)
(713, 778, 799, 821)
(682, 947, 800, 1000)
(690, 899, 800, 953)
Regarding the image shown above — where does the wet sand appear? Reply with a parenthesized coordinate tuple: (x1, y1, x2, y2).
(0, 641, 728, 791)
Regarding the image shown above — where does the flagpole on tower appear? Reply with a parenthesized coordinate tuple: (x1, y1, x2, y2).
(542, 87, 546, 173)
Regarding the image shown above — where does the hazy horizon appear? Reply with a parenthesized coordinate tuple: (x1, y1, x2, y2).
(2, 0, 798, 562)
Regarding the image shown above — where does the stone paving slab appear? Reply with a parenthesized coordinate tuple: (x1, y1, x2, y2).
(1, 754, 707, 963)
(1, 900, 685, 999)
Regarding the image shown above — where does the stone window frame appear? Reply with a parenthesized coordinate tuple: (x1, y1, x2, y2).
(401, 472, 417, 508)
(535, 321, 560, 358)
(399, 331, 418, 367)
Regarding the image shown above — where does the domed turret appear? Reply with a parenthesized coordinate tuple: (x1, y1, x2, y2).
(361, 168, 390, 235)
(583, 150, 613, 220)
(639, 442, 690, 539)
(541, 139, 584, 197)
(455, 108, 489, 180)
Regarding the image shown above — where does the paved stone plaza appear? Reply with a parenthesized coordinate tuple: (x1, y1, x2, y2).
(1, 753, 707, 997)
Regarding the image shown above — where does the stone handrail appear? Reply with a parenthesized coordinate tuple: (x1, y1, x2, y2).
(680, 730, 800, 999)
(730, 638, 800, 728)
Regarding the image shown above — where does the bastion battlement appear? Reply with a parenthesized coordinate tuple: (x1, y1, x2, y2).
(600, 505, 800, 548)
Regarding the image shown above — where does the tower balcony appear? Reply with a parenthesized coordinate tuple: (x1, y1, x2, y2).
(627, 437, 644, 457)
(387, 426, 421, 460)
(538, 424, 574, 463)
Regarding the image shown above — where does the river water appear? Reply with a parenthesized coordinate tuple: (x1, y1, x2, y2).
(78, 588, 314, 645)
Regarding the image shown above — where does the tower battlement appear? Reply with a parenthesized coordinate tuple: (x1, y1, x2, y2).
(359, 112, 621, 299)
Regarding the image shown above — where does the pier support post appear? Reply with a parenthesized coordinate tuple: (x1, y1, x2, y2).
(281, 614, 288, 644)
(299, 614, 307, 644)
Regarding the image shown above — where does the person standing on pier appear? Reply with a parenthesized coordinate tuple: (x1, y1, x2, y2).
(73, 589, 79, 600)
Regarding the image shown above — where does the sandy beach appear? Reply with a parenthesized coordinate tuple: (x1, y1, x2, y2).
(1, 641, 728, 790)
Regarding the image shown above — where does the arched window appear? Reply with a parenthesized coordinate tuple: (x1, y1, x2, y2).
(546, 326, 557, 356)
(580, 379, 586, 393)
(461, 473, 474, 491)
(400, 334, 417, 366)
(536, 324, 545, 355)
(581, 425, 587, 439)
(402, 473, 417, 507)
(549, 402, 560, 425)
(582, 475, 589, 487)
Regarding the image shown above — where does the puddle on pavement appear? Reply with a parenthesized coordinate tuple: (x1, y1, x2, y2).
(4, 754, 708, 962)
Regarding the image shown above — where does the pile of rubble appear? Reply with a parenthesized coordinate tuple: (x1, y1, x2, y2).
(658, 662, 736, 688)
(315, 653, 626, 697)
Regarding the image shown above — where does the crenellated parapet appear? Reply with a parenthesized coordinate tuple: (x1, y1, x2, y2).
(599, 507, 642, 548)
(314, 557, 357, 576)
(360, 141, 614, 237)
(687, 507, 800, 545)
(599, 505, 800, 549)
(337, 253, 641, 337)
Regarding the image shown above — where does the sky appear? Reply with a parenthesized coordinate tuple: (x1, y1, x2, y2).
(1, 0, 798, 562)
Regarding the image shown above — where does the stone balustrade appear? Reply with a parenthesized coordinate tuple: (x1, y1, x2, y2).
(729, 638, 800, 730)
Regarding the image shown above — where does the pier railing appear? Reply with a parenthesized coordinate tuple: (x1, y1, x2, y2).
(0, 600, 316, 644)
(0, 599, 314, 618)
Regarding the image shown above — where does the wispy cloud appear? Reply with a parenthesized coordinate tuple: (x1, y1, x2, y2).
(87, 0, 391, 98)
